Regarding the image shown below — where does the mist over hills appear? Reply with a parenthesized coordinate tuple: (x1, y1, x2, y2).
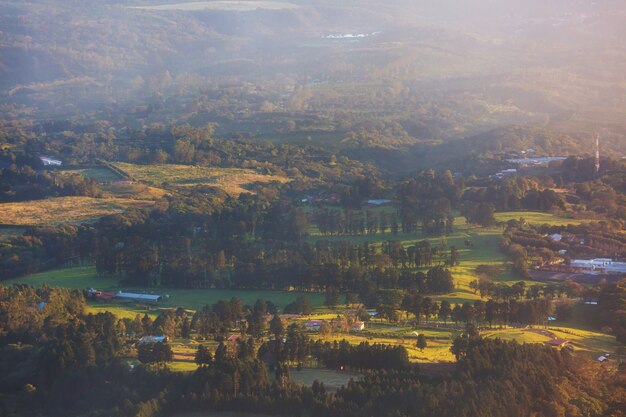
(2, 0, 626, 172)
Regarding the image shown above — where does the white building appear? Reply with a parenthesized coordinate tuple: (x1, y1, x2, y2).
(548, 233, 562, 242)
(367, 199, 392, 206)
(352, 321, 365, 331)
(137, 336, 167, 345)
(570, 259, 626, 274)
(116, 291, 162, 302)
(40, 156, 62, 166)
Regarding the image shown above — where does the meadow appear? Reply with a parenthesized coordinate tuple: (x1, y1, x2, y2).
(308, 214, 525, 304)
(494, 211, 588, 226)
(3, 266, 326, 311)
(113, 162, 291, 196)
(289, 368, 362, 392)
(63, 167, 122, 182)
(0, 196, 154, 226)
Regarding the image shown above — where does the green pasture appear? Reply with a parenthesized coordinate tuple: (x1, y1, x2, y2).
(3, 266, 325, 311)
(64, 167, 122, 182)
(289, 368, 362, 391)
(494, 211, 587, 226)
(0, 227, 24, 241)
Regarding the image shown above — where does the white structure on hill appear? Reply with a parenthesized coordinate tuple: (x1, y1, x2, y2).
(40, 156, 62, 166)
(570, 259, 626, 274)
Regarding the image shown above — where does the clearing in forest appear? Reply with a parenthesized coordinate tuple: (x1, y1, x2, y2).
(112, 162, 290, 196)
(0, 196, 154, 226)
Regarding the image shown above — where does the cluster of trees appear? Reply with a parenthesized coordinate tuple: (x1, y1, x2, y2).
(0, 165, 102, 202)
(396, 170, 461, 235)
(469, 277, 584, 301)
(595, 279, 626, 343)
(0, 224, 95, 279)
(315, 208, 399, 235)
(462, 177, 565, 213)
(1, 283, 622, 417)
(500, 219, 626, 274)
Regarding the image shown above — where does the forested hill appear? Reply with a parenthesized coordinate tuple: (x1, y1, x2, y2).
(2, 0, 626, 166)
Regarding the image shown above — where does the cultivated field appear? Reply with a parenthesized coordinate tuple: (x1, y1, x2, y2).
(0, 196, 155, 226)
(113, 162, 290, 196)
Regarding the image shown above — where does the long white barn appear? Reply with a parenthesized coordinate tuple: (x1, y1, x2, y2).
(116, 291, 162, 302)
(569, 259, 626, 274)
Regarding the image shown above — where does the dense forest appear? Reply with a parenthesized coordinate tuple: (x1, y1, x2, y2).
(0, 286, 624, 417)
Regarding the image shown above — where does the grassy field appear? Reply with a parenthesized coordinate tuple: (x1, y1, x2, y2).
(3, 266, 120, 289)
(5, 266, 619, 365)
(3, 266, 326, 311)
(0, 226, 24, 241)
(289, 368, 362, 391)
(308, 215, 526, 304)
(113, 162, 290, 196)
(63, 167, 122, 182)
(494, 211, 587, 226)
(0, 196, 155, 226)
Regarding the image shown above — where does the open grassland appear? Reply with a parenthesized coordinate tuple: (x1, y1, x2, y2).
(3, 266, 325, 311)
(102, 182, 169, 200)
(0, 227, 24, 241)
(113, 162, 290, 196)
(132, 1, 300, 12)
(483, 325, 619, 357)
(289, 368, 362, 391)
(3, 266, 120, 289)
(63, 167, 122, 182)
(0, 196, 154, 226)
(313, 327, 458, 363)
(494, 211, 588, 226)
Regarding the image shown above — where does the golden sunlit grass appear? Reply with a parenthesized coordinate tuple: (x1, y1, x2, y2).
(0, 196, 155, 226)
(113, 162, 290, 196)
(494, 211, 587, 226)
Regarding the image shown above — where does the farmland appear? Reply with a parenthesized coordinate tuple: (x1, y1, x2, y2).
(3, 210, 619, 365)
(3, 266, 326, 311)
(63, 167, 123, 183)
(112, 162, 291, 196)
(0, 196, 155, 226)
(494, 211, 588, 226)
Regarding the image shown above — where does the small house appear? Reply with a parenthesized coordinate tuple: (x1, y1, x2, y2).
(40, 156, 62, 166)
(137, 336, 167, 345)
(367, 199, 392, 206)
(352, 321, 365, 331)
(304, 320, 323, 331)
(546, 338, 569, 348)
